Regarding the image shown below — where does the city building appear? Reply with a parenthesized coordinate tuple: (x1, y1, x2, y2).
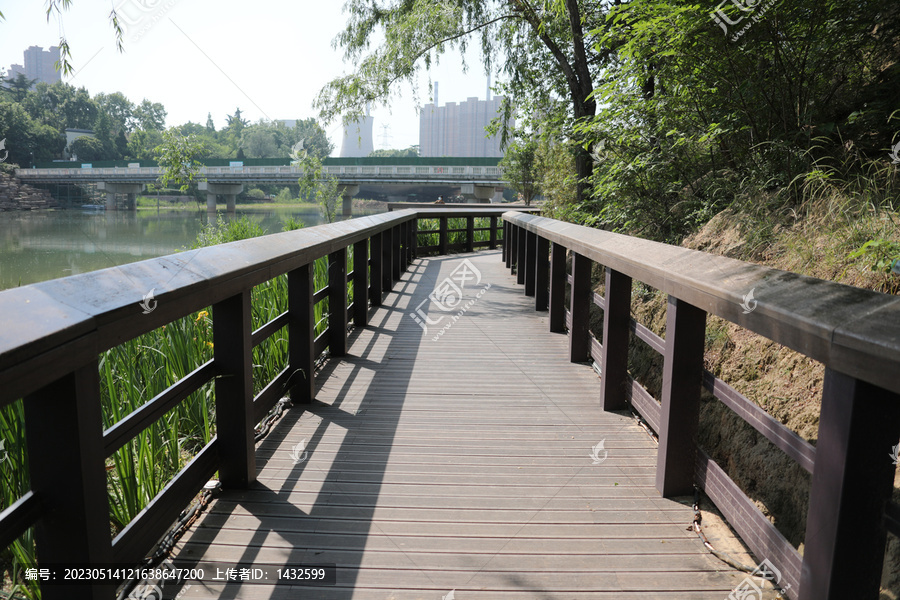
(4, 46, 61, 87)
(418, 81, 513, 158)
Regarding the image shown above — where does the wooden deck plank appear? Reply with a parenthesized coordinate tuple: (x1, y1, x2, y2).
(168, 250, 769, 599)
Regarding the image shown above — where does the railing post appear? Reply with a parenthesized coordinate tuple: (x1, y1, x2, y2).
(504, 222, 513, 268)
(516, 226, 527, 285)
(213, 290, 256, 488)
(329, 248, 348, 356)
(370, 233, 383, 307)
(524, 230, 537, 297)
(382, 227, 393, 292)
(466, 216, 475, 253)
(288, 264, 316, 403)
(503, 221, 510, 266)
(411, 219, 418, 260)
(799, 369, 900, 600)
(656, 296, 706, 497)
(393, 225, 402, 280)
(489, 216, 498, 250)
(439, 216, 449, 256)
(569, 252, 592, 362)
(599, 269, 632, 411)
(400, 221, 409, 268)
(24, 362, 115, 600)
(535, 235, 550, 311)
(549, 242, 566, 332)
(353, 240, 369, 326)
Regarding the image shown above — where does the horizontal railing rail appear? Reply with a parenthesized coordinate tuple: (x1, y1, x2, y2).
(0, 207, 517, 599)
(15, 165, 506, 184)
(503, 212, 900, 600)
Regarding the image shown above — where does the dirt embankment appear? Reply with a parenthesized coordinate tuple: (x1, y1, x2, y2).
(615, 207, 900, 597)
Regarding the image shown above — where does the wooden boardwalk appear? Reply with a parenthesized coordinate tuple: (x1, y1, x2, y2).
(169, 250, 754, 599)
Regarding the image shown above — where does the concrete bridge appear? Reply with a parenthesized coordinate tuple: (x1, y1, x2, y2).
(15, 158, 505, 214)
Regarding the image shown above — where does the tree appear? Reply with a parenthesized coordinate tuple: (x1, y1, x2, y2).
(133, 99, 167, 131)
(70, 136, 105, 161)
(205, 113, 215, 133)
(156, 128, 205, 192)
(126, 129, 163, 160)
(242, 126, 278, 158)
(4, 73, 36, 102)
(500, 138, 540, 205)
(295, 148, 340, 223)
(95, 92, 134, 133)
(92, 110, 117, 160)
(369, 146, 418, 158)
(0, 101, 64, 164)
(62, 86, 99, 130)
(290, 118, 333, 159)
(315, 0, 612, 203)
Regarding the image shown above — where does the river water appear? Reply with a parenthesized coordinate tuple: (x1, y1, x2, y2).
(0, 206, 383, 291)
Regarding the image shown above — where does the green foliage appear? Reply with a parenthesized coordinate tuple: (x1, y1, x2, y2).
(315, 0, 604, 201)
(537, 140, 581, 219)
(156, 128, 205, 193)
(275, 187, 294, 203)
(246, 188, 266, 201)
(849, 239, 900, 274)
(294, 148, 340, 223)
(192, 215, 267, 248)
(281, 216, 306, 231)
(70, 135, 105, 161)
(369, 146, 419, 158)
(499, 137, 540, 205)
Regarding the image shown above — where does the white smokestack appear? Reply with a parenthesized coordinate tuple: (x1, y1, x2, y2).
(486, 73, 491, 101)
(434, 81, 439, 107)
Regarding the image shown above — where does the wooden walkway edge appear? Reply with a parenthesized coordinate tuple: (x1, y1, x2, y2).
(168, 250, 760, 599)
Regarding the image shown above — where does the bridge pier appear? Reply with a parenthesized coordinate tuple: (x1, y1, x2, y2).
(339, 184, 359, 217)
(460, 183, 496, 204)
(199, 182, 243, 214)
(98, 182, 144, 211)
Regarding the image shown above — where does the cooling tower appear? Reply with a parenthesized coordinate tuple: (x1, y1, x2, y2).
(339, 106, 375, 158)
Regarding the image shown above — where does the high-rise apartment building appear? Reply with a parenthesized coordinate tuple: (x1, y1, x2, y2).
(5, 46, 61, 87)
(419, 82, 512, 158)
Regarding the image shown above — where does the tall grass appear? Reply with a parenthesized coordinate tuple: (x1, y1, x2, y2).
(1, 215, 347, 599)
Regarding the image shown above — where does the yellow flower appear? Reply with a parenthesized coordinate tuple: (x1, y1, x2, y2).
(195, 311, 209, 322)
(207, 342, 214, 349)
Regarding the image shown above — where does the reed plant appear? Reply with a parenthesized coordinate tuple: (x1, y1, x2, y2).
(1, 215, 353, 599)
(416, 216, 496, 251)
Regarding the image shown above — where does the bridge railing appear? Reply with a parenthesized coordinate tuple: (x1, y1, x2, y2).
(503, 212, 900, 600)
(17, 165, 504, 180)
(0, 207, 518, 599)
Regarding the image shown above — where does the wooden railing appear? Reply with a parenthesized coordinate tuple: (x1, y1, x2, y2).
(503, 212, 900, 600)
(3, 206, 896, 600)
(0, 208, 514, 600)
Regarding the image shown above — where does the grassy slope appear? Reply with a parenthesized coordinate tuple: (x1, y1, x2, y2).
(622, 200, 900, 597)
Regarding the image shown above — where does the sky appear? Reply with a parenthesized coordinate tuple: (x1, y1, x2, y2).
(0, 0, 497, 154)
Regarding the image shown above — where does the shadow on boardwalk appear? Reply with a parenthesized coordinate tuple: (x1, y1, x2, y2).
(169, 250, 765, 600)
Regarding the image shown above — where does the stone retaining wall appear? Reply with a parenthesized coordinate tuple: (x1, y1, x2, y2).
(0, 173, 57, 211)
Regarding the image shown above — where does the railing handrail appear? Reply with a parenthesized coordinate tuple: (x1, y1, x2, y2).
(0, 208, 511, 598)
(0, 210, 409, 402)
(15, 164, 505, 181)
(504, 211, 900, 395)
(0, 208, 518, 407)
(503, 211, 900, 600)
